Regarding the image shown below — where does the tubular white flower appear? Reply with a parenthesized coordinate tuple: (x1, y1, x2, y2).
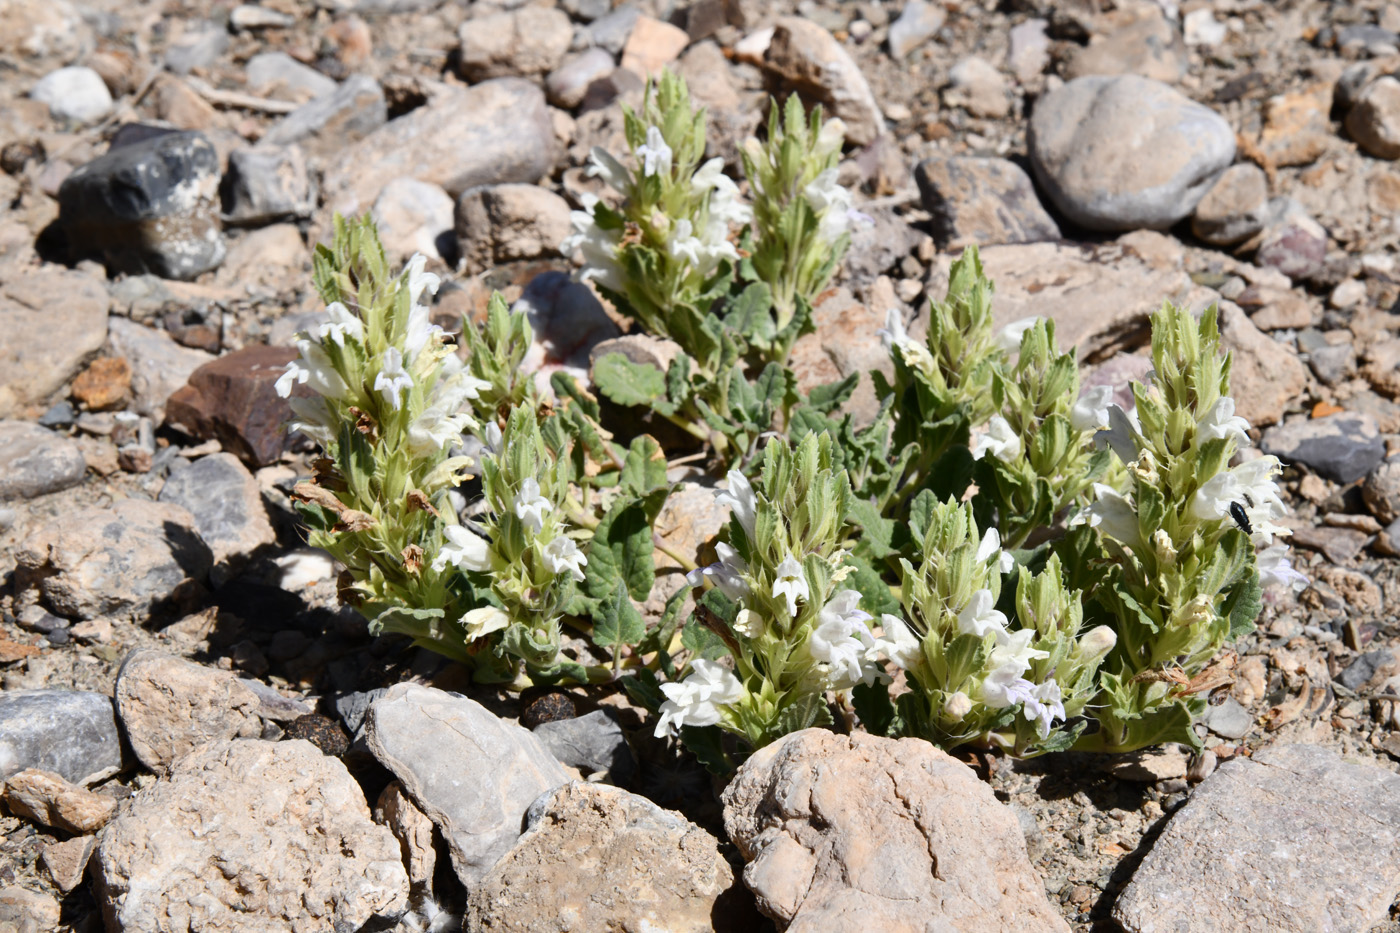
(374, 347, 414, 410)
(407, 406, 475, 457)
(318, 302, 364, 347)
(541, 535, 587, 582)
(981, 662, 1038, 709)
(957, 589, 1009, 639)
(1071, 385, 1117, 433)
(404, 302, 444, 361)
(803, 167, 856, 240)
(809, 590, 878, 689)
(1100, 404, 1143, 462)
(587, 147, 631, 190)
(561, 198, 625, 293)
(287, 395, 335, 446)
(404, 253, 440, 306)
(1258, 545, 1309, 591)
(636, 126, 673, 178)
(653, 659, 744, 737)
(1076, 625, 1118, 662)
(876, 307, 911, 351)
(513, 478, 552, 535)
(996, 316, 1041, 357)
(987, 627, 1049, 673)
(732, 607, 764, 638)
(1086, 483, 1143, 546)
(686, 541, 751, 601)
(667, 218, 704, 267)
(1197, 396, 1251, 448)
(433, 524, 492, 573)
(814, 117, 847, 159)
(976, 527, 1016, 574)
(275, 359, 308, 399)
(462, 606, 510, 640)
(1021, 678, 1065, 739)
(431, 370, 493, 414)
(873, 613, 923, 671)
(970, 416, 1022, 462)
(715, 470, 757, 541)
(771, 554, 809, 617)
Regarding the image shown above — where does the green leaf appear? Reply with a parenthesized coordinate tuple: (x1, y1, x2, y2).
(773, 693, 834, 737)
(586, 498, 657, 602)
(1076, 701, 1203, 754)
(806, 373, 860, 413)
(369, 605, 445, 639)
(622, 667, 665, 713)
(525, 658, 592, 686)
(852, 681, 896, 737)
(593, 352, 668, 409)
(722, 281, 775, 344)
(844, 554, 901, 617)
(679, 724, 733, 775)
(620, 434, 669, 497)
(1223, 563, 1263, 639)
(593, 581, 646, 648)
(635, 586, 691, 676)
(849, 499, 897, 560)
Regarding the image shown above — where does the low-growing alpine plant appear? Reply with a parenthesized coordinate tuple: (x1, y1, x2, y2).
(287, 70, 1308, 776)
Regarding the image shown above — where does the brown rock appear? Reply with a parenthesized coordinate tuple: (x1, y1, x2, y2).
(1347, 76, 1400, 160)
(467, 782, 754, 933)
(0, 267, 109, 418)
(1257, 83, 1333, 167)
(1363, 457, 1400, 524)
(455, 183, 572, 274)
(1062, 2, 1186, 84)
(284, 713, 350, 757)
(1191, 162, 1270, 247)
(1114, 744, 1400, 933)
(620, 16, 692, 79)
(2, 769, 115, 833)
(763, 17, 884, 146)
(0, 885, 60, 933)
(41, 834, 96, 893)
(1215, 297, 1308, 427)
(114, 650, 263, 775)
(1361, 337, 1400, 398)
(915, 156, 1061, 249)
(165, 344, 299, 468)
(71, 356, 132, 411)
(376, 781, 437, 890)
(788, 287, 891, 426)
(152, 74, 218, 130)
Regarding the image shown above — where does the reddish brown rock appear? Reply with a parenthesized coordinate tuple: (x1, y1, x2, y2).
(165, 344, 299, 467)
(71, 357, 132, 411)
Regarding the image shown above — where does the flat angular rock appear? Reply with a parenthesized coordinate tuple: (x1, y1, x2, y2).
(888, 0, 946, 59)
(1114, 743, 1400, 933)
(0, 886, 60, 933)
(722, 729, 1069, 933)
(1029, 75, 1235, 231)
(14, 499, 211, 621)
(533, 709, 636, 783)
(223, 145, 315, 226)
(245, 51, 336, 101)
(165, 344, 299, 468)
(2, 768, 116, 833)
(375, 781, 437, 890)
(105, 317, 215, 422)
(41, 834, 95, 893)
(158, 453, 274, 578)
(259, 74, 386, 159)
(546, 47, 616, 110)
(763, 17, 883, 146)
(1261, 413, 1387, 484)
(59, 130, 225, 280)
(1062, 2, 1186, 84)
(0, 421, 85, 500)
(1347, 75, 1400, 160)
(1363, 457, 1400, 524)
(0, 690, 123, 785)
(115, 649, 264, 775)
(371, 177, 454, 262)
(466, 782, 752, 933)
(94, 739, 408, 932)
(0, 266, 109, 418)
(321, 78, 556, 218)
(515, 270, 622, 377)
(1214, 298, 1308, 428)
(457, 5, 573, 81)
(455, 183, 572, 274)
(788, 286, 891, 426)
(915, 156, 1060, 249)
(365, 683, 569, 887)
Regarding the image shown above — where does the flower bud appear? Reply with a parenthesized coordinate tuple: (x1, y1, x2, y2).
(1076, 625, 1117, 663)
(942, 691, 973, 720)
(1151, 529, 1177, 567)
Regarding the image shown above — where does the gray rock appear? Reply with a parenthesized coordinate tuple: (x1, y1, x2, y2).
(164, 21, 228, 75)
(1308, 342, 1355, 387)
(1254, 205, 1328, 283)
(588, 5, 641, 55)
(915, 156, 1060, 249)
(1260, 413, 1386, 484)
(0, 886, 60, 933)
(0, 267, 109, 418)
(371, 177, 455, 262)
(334, 686, 390, 740)
(845, 205, 923, 283)
(95, 739, 408, 932)
(467, 782, 750, 933)
(547, 47, 616, 109)
(514, 271, 622, 376)
(0, 421, 85, 500)
(1363, 457, 1400, 524)
(1198, 696, 1253, 739)
(246, 51, 336, 101)
(1028, 75, 1235, 231)
(563, 0, 612, 21)
(320, 78, 557, 218)
(0, 690, 123, 785)
(158, 452, 275, 580)
(238, 679, 313, 722)
(458, 6, 573, 81)
(222, 145, 315, 226)
(105, 317, 214, 422)
(1339, 24, 1400, 56)
(887, 0, 945, 59)
(1113, 744, 1400, 933)
(230, 4, 295, 31)
(365, 684, 569, 887)
(943, 56, 1010, 119)
(1339, 649, 1395, 691)
(14, 498, 212, 621)
(1191, 162, 1270, 246)
(30, 65, 112, 123)
(533, 709, 636, 782)
(259, 74, 387, 159)
(1008, 18, 1050, 82)
(37, 401, 76, 429)
(1062, 3, 1186, 84)
(59, 130, 225, 280)
(456, 183, 572, 274)
(115, 650, 264, 775)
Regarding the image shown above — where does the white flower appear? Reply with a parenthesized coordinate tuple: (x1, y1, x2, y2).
(873, 613, 923, 670)
(561, 198, 625, 293)
(877, 307, 910, 352)
(732, 607, 764, 638)
(691, 158, 729, 193)
(541, 535, 587, 582)
(715, 470, 757, 541)
(277, 340, 350, 400)
(981, 662, 1038, 709)
(1085, 483, 1142, 546)
(970, 416, 1022, 462)
(686, 542, 751, 601)
(407, 406, 475, 456)
(943, 691, 973, 720)
(374, 347, 414, 410)
(814, 117, 847, 159)
(706, 183, 752, 230)
(809, 590, 879, 689)
(431, 370, 493, 414)
(432, 524, 492, 573)
(587, 147, 631, 190)
(771, 554, 809, 617)
(987, 628, 1050, 674)
(404, 253, 440, 306)
(1076, 625, 1118, 662)
(477, 421, 502, 458)
(1258, 545, 1309, 591)
(1021, 679, 1065, 739)
(654, 659, 744, 737)
(957, 589, 1009, 639)
(513, 478, 552, 534)
(287, 395, 335, 446)
(976, 527, 1016, 574)
(803, 167, 856, 240)
(462, 606, 510, 640)
(1071, 385, 1117, 433)
(1197, 396, 1250, 448)
(1099, 404, 1143, 463)
(318, 301, 364, 346)
(667, 218, 704, 266)
(996, 316, 1041, 357)
(636, 126, 673, 178)
(404, 301, 444, 361)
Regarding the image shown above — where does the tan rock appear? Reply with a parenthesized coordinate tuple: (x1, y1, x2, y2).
(466, 782, 755, 933)
(215, 223, 308, 291)
(1347, 76, 1400, 160)
(376, 781, 437, 890)
(1257, 83, 1333, 167)
(71, 356, 132, 411)
(0, 266, 109, 418)
(621, 16, 692, 78)
(788, 287, 891, 426)
(0, 0, 92, 67)
(458, 6, 573, 81)
(114, 650, 263, 775)
(1362, 337, 1400, 398)
(0, 885, 60, 933)
(1215, 297, 1309, 427)
(94, 739, 409, 932)
(1062, 1, 1186, 84)
(3, 768, 116, 833)
(455, 183, 572, 274)
(763, 17, 884, 146)
(41, 834, 96, 893)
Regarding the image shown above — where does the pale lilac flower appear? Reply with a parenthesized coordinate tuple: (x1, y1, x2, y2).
(475, 421, 502, 459)
(971, 416, 1022, 462)
(433, 524, 492, 573)
(772, 554, 809, 617)
(636, 126, 673, 177)
(374, 347, 414, 410)
(877, 307, 911, 351)
(513, 478, 552, 534)
(1258, 545, 1309, 591)
(874, 613, 923, 670)
(715, 470, 757, 541)
(957, 589, 1009, 639)
(686, 542, 751, 601)
(654, 659, 744, 737)
(1071, 385, 1117, 433)
(541, 535, 587, 582)
(1197, 396, 1251, 448)
(981, 663, 1038, 709)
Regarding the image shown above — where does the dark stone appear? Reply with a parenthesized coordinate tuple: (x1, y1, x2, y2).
(0, 690, 125, 785)
(0, 422, 87, 501)
(521, 692, 577, 730)
(38, 401, 75, 429)
(0, 140, 45, 175)
(334, 687, 391, 739)
(285, 714, 350, 758)
(1260, 413, 1387, 485)
(1338, 649, 1394, 691)
(57, 130, 225, 281)
(164, 345, 301, 468)
(915, 156, 1061, 250)
(532, 709, 636, 784)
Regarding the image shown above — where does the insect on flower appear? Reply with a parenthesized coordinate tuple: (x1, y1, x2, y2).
(1228, 500, 1253, 536)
